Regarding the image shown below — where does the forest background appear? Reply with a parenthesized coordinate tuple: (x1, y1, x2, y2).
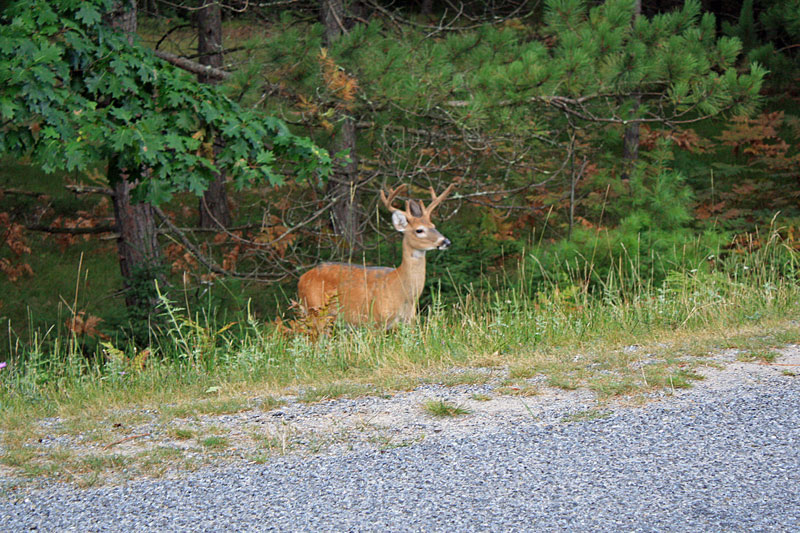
(0, 0, 798, 386)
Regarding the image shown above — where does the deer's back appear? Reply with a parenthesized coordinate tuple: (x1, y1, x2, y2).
(297, 262, 394, 313)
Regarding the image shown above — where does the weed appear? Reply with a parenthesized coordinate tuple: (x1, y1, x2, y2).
(589, 376, 640, 398)
(737, 349, 779, 363)
(199, 436, 229, 449)
(547, 373, 581, 390)
(373, 435, 423, 450)
(561, 409, 611, 423)
(259, 396, 286, 411)
(426, 371, 491, 387)
(169, 428, 194, 440)
(643, 365, 705, 390)
(81, 454, 129, 472)
(250, 427, 293, 455)
(421, 400, 471, 417)
(470, 393, 491, 401)
(0, 447, 35, 468)
(508, 366, 537, 379)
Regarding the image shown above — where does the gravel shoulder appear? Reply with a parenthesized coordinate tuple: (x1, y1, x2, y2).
(1, 346, 799, 531)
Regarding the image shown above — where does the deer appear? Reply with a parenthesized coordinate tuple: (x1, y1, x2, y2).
(297, 183, 455, 329)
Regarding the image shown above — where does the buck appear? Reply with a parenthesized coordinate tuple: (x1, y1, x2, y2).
(297, 183, 455, 328)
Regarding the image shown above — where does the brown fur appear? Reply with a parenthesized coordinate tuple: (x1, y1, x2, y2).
(297, 184, 454, 328)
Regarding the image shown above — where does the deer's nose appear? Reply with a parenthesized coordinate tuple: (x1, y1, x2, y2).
(438, 238, 451, 250)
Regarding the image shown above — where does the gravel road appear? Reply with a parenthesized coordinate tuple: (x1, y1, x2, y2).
(2, 357, 799, 532)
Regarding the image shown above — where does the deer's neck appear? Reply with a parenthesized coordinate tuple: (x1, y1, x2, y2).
(395, 238, 427, 301)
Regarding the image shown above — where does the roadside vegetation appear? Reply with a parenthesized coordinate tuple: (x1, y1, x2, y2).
(1, 0, 799, 486)
(1, 228, 798, 486)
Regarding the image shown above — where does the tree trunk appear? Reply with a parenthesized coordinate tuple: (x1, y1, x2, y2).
(622, 0, 642, 179)
(321, 0, 344, 45)
(421, 0, 434, 16)
(104, 0, 137, 41)
(622, 113, 640, 175)
(329, 119, 361, 252)
(105, 2, 164, 313)
(321, 0, 362, 256)
(110, 161, 163, 310)
(196, 1, 232, 228)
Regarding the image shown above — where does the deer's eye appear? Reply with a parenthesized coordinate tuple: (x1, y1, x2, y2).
(415, 228, 425, 234)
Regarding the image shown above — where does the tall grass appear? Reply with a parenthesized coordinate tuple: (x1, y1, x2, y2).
(1, 228, 798, 421)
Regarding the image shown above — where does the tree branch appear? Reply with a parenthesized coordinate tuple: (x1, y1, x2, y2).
(25, 224, 116, 235)
(153, 49, 231, 80)
(153, 205, 235, 278)
(0, 188, 49, 198)
(65, 184, 114, 196)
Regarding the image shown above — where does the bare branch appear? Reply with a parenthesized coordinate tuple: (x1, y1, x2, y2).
(153, 49, 231, 80)
(0, 188, 49, 198)
(65, 184, 114, 196)
(153, 205, 237, 278)
(25, 224, 116, 235)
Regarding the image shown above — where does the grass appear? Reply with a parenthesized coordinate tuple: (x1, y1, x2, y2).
(561, 409, 612, 423)
(421, 400, 472, 418)
(169, 428, 195, 440)
(737, 349, 780, 363)
(158, 398, 254, 420)
(0, 227, 799, 485)
(199, 436, 229, 450)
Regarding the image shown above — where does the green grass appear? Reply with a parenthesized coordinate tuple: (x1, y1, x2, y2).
(737, 349, 780, 363)
(3, 230, 798, 421)
(199, 436, 229, 449)
(0, 226, 799, 484)
(421, 400, 471, 417)
(159, 398, 254, 420)
(561, 409, 612, 423)
(169, 428, 195, 440)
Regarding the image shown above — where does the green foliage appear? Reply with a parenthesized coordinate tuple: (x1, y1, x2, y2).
(2, 228, 798, 435)
(723, 0, 800, 91)
(0, 0, 332, 205)
(530, 140, 727, 291)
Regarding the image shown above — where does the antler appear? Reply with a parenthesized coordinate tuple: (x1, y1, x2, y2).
(382, 182, 456, 219)
(380, 184, 408, 212)
(421, 182, 456, 217)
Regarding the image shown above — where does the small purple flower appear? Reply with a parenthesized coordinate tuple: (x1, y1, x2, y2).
(0, 362, 6, 370)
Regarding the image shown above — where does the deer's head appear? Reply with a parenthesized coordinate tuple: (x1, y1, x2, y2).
(380, 184, 455, 252)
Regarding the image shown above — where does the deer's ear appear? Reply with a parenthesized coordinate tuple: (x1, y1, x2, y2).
(408, 200, 424, 218)
(391, 210, 409, 232)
